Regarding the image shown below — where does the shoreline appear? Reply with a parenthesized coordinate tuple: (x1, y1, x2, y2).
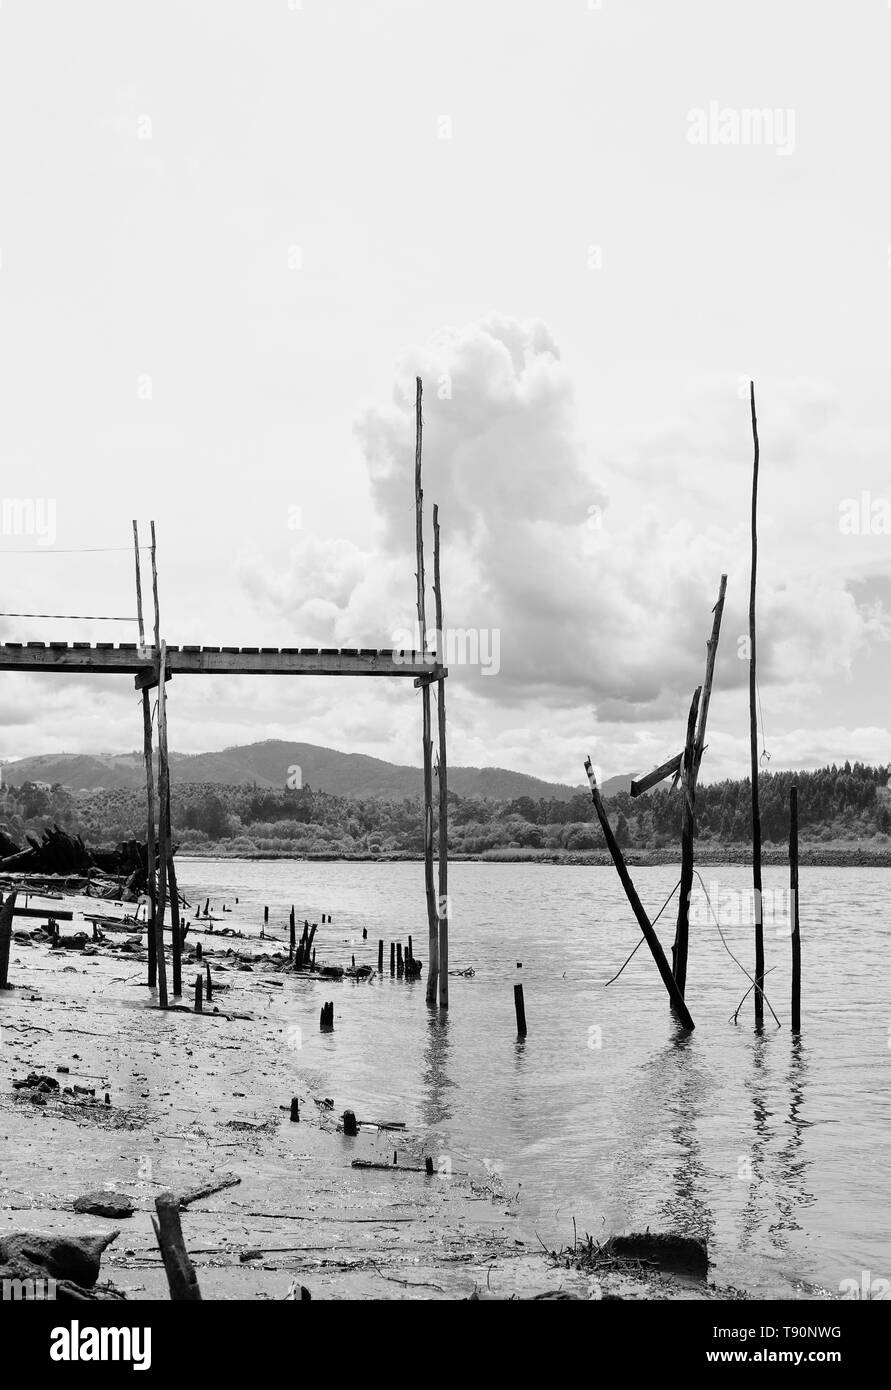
(1, 895, 762, 1302)
(177, 844, 891, 869)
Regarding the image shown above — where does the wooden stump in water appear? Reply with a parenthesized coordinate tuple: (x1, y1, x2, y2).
(290, 1097, 300, 1123)
(343, 1109, 358, 1136)
(514, 983, 527, 1036)
(194, 974, 203, 1013)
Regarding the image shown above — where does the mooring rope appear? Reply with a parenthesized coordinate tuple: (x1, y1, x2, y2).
(693, 868, 781, 1028)
(604, 876, 682, 987)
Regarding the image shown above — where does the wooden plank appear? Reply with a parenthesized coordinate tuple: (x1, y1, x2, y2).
(12, 906, 74, 920)
(630, 753, 682, 798)
(0, 644, 445, 678)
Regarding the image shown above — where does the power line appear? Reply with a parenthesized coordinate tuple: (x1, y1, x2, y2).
(0, 546, 150, 555)
(0, 612, 135, 622)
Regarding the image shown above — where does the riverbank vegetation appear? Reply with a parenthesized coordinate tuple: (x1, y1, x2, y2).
(1, 762, 889, 861)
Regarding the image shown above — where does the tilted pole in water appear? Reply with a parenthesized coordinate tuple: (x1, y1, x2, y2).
(749, 382, 765, 1027)
(672, 572, 728, 998)
(414, 377, 439, 1006)
(584, 757, 695, 1031)
(433, 503, 449, 1008)
(790, 785, 801, 1032)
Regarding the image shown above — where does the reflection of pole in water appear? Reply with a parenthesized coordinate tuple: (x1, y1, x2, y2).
(420, 1009, 452, 1131)
(738, 1034, 814, 1256)
(656, 1032, 714, 1249)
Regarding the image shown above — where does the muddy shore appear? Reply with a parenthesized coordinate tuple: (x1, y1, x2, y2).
(1, 894, 750, 1301)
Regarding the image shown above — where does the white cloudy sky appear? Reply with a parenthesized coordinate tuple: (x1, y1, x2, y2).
(1, 0, 890, 786)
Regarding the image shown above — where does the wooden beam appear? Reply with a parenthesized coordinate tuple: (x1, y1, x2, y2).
(0, 644, 444, 679)
(630, 753, 682, 798)
(584, 758, 695, 1031)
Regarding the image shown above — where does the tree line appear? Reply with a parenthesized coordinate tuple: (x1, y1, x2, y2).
(1, 761, 888, 858)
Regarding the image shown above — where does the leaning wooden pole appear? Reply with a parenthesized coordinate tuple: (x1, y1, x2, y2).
(671, 685, 701, 998)
(672, 572, 728, 997)
(584, 758, 695, 1030)
(433, 503, 449, 1009)
(414, 378, 438, 1005)
(134, 521, 158, 993)
(749, 382, 765, 1026)
(790, 784, 801, 1032)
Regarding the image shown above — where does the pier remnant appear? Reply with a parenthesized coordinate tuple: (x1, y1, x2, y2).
(749, 381, 765, 1026)
(790, 785, 801, 1032)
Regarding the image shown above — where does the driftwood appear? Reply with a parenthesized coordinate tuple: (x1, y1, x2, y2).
(584, 759, 695, 1031)
(177, 1174, 241, 1209)
(630, 753, 682, 798)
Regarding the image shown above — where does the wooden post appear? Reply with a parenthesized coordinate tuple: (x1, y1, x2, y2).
(749, 382, 765, 1026)
(152, 1193, 202, 1300)
(790, 785, 801, 1032)
(414, 378, 439, 1005)
(205, 962, 212, 1002)
(134, 521, 163, 1001)
(194, 973, 203, 1013)
(0, 890, 17, 989)
(672, 574, 727, 998)
(378, 939, 384, 972)
(166, 796, 182, 998)
(433, 503, 449, 1009)
(290, 913, 296, 960)
(396, 942, 404, 977)
(390, 941, 395, 975)
(585, 758, 695, 1030)
(514, 982, 527, 1036)
(155, 638, 171, 1009)
(671, 686, 701, 999)
(343, 1109, 358, 1137)
(290, 1097, 300, 1122)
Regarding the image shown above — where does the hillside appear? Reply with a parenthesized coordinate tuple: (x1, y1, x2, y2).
(0, 740, 595, 802)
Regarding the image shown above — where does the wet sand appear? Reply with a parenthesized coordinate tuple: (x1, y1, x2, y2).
(1, 894, 744, 1301)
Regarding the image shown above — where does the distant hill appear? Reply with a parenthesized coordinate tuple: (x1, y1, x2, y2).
(0, 740, 604, 802)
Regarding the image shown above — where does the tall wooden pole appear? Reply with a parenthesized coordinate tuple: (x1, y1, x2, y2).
(134, 522, 158, 993)
(156, 640, 172, 1002)
(148, 524, 168, 1008)
(790, 785, 800, 1032)
(433, 503, 449, 1009)
(414, 378, 438, 1005)
(749, 382, 765, 1027)
(672, 572, 728, 997)
(167, 780, 182, 998)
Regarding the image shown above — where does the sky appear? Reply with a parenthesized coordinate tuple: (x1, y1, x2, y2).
(0, 0, 890, 787)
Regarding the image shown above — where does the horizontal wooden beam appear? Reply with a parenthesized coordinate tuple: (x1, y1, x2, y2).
(0, 643, 447, 680)
(12, 905, 74, 920)
(630, 752, 682, 798)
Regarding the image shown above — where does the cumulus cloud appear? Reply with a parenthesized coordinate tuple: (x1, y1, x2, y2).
(232, 316, 891, 780)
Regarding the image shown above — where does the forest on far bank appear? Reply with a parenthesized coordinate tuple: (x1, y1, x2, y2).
(1, 761, 889, 859)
